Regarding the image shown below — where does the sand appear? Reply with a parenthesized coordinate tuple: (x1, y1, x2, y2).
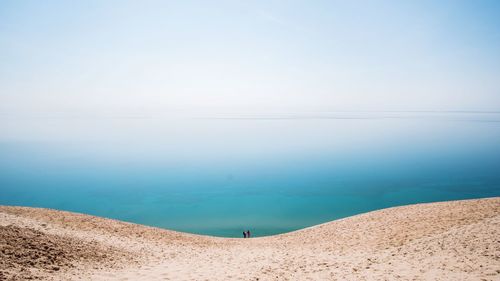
(1, 197, 499, 280)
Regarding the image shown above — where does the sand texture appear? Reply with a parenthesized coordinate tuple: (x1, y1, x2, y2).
(1, 197, 499, 280)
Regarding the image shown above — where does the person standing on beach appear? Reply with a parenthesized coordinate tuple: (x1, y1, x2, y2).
(246, 230, 251, 238)
(243, 231, 247, 238)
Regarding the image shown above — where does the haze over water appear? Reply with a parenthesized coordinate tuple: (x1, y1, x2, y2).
(2, 1, 500, 237)
(1, 111, 499, 237)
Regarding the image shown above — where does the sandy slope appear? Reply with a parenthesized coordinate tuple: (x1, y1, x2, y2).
(1, 198, 499, 281)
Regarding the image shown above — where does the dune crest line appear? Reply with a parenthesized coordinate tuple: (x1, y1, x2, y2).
(1, 197, 499, 280)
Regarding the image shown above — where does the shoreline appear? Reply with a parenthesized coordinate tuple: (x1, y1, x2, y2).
(2, 197, 496, 239)
(1, 197, 499, 280)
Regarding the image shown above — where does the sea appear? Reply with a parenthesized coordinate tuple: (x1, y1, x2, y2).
(1, 111, 499, 237)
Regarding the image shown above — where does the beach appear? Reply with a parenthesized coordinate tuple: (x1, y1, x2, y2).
(2, 0, 500, 280)
(1, 197, 499, 280)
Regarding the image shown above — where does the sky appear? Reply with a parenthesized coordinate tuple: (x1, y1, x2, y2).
(1, 0, 500, 115)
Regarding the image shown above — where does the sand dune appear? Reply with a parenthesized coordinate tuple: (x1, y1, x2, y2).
(1, 197, 499, 280)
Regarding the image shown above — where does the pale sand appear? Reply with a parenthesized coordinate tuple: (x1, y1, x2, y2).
(1, 198, 499, 280)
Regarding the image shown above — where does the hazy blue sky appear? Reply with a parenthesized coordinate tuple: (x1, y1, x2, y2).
(1, 0, 500, 114)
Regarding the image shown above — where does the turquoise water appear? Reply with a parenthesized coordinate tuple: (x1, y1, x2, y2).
(1, 112, 500, 237)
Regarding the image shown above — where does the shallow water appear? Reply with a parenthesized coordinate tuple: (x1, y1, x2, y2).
(1, 112, 499, 237)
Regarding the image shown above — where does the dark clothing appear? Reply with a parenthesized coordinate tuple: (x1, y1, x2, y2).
(243, 231, 247, 238)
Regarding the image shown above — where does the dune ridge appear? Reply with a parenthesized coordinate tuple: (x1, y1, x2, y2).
(1, 197, 499, 280)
